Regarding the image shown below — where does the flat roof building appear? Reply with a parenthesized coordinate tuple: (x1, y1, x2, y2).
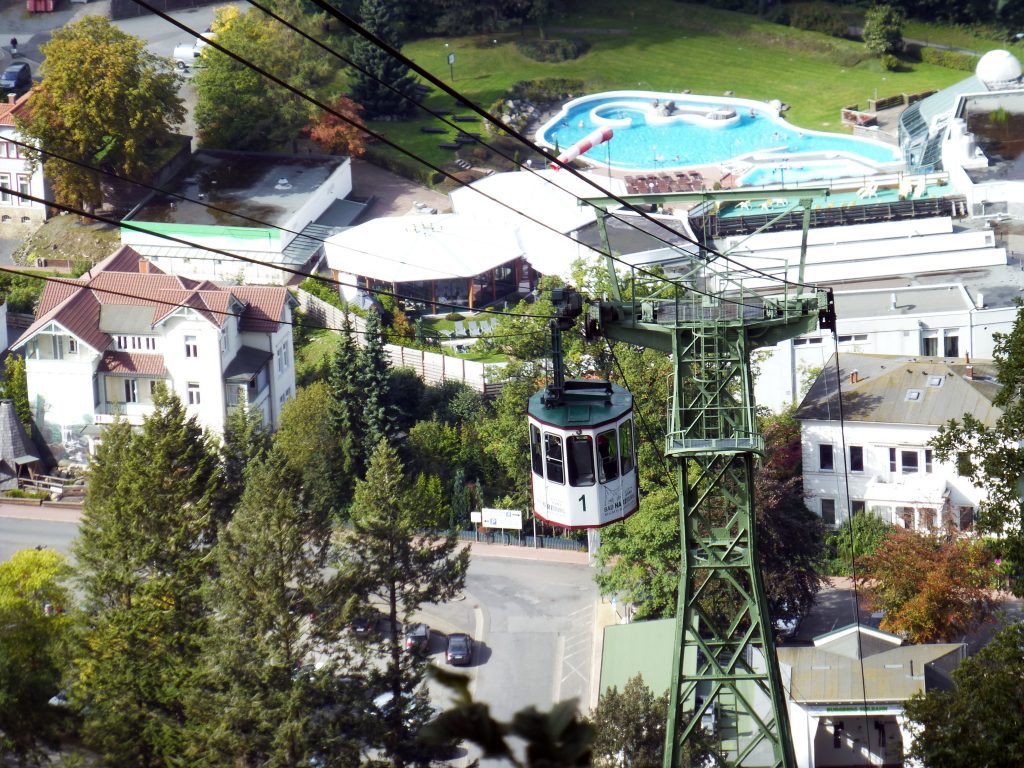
(121, 149, 358, 285)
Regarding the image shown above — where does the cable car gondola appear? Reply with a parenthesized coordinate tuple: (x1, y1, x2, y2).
(527, 289, 638, 529)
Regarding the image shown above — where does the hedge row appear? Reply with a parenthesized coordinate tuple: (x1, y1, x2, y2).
(919, 46, 978, 72)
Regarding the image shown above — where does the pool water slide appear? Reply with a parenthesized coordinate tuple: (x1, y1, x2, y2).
(550, 126, 614, 170)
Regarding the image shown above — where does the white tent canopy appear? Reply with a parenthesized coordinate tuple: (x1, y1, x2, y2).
(324, 214, 526, 292)
(450, 170, 622, 278)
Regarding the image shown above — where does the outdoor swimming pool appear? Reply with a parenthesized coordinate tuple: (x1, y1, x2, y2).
(537, 91, 904, 181)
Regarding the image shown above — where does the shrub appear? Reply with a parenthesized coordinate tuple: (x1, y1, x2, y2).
(920, 46, 978, 71)
(515, 37, 590, 63)
(788, 3, 848, 37)
(445, 312, 465, 321)
(880, 53, 900, 71)
(4, 489, 49, 500)
(298, 277, 345, 310)
(507, 78, 585, 103)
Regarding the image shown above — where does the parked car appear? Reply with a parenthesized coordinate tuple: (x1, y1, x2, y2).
(0, 63, 31, 95)
(350, 613, 377, 637)
(173, 43, 206, 71)
(403, 622, 430, 651)
(445, 632, 473, 666)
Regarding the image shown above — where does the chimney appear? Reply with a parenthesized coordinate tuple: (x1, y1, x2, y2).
(890, 292, 897, 311)
(976, 292, 985, 309)
(850, 370, 859, 384)
(965, 353, 970, 365)
(966, 365, 974, 380)
(7, 93, 14, 105)
(139, 259, 151, 274)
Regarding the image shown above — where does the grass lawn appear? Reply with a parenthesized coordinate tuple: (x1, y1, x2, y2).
(366, 1, 971, 172)
(294, 328, 336, 378)
(902, 20, 1024, 54)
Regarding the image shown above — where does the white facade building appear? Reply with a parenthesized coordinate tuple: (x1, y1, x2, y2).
(11, 246, 297, 452)
(755, 281, 1018, 411)
(0, 92, 48, 229)
(795, 353, 999, 529)
(778, 625, 965, 768)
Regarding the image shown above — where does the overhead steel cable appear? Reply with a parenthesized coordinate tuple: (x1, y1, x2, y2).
(3, 184, 553, 320)
(130, 0, 773, 313)
(0, 263, 547, 343)
(304, 0, 823, 293)
(243, 0, 761, 288)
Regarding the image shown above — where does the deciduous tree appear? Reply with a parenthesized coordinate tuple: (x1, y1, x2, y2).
(862, 4, 904, 57)
(15, 16, 184, 211)
(857, 529, 994, 643)
(275, 380, 347, 518)
(932, 300, 1024, 594)
(307, 95, 367, 156)
(0, 548, 71, 758)
(334, 441, 469, 766)
(589, 674, 668, 767)
(826, 509, 894, 575)
(71, 393, 222, 767)
(904, 621, 1024, 767)
(195, 6, 328, 151)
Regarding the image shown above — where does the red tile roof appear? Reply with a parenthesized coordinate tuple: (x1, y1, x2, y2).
(13, 247, 290, 352)
(97, 352, 168, 377)
(0, 91, 31, 128)
(231, 285, 292, 332)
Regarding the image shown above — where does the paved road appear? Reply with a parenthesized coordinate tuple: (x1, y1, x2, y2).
(0, 515, 78, 560)
(418, 554, 597, 766)
(1, 512, 600, 765)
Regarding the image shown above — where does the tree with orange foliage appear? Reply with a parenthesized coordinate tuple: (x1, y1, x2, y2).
(307, 96, 366, 157)
(856, 528, 995, 643)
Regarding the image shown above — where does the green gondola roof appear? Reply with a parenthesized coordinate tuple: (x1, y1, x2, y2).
(528, 380, 632, 428)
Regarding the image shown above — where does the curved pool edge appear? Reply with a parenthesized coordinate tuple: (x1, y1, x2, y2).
(535, 89, 902, 175)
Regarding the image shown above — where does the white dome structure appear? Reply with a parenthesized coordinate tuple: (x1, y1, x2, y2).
(975, 49, 1023, 91)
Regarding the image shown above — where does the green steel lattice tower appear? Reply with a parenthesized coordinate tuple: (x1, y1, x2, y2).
(590, 199, 835, 768)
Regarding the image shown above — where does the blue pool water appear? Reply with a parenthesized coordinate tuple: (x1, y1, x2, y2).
(538, 92, 902, 176)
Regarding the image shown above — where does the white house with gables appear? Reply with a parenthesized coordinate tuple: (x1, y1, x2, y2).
(795, 352, 999, 530)
(0, 91, 48, 230)
(11, 246, 297, 452)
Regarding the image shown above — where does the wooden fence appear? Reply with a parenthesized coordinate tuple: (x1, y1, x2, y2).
(295, 289, 505, 396)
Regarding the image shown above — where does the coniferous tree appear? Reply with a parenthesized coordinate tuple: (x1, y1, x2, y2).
(348, 0, 417, 119)
(1, 354, 32, 429)
(357, 311, 399, 462)
(328, 312, 364, 483)
(335, 441, 469, 766)
(216, 402, 271, 524)
(71, 393, 222, 767)
(188, 447, 364, 766)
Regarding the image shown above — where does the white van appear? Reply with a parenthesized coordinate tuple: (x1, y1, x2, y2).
(173, 43, 205, 71)
(173, 30, 215, 71)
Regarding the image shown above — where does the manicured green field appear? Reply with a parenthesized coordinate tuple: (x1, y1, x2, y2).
(367, 1, 973, 171)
